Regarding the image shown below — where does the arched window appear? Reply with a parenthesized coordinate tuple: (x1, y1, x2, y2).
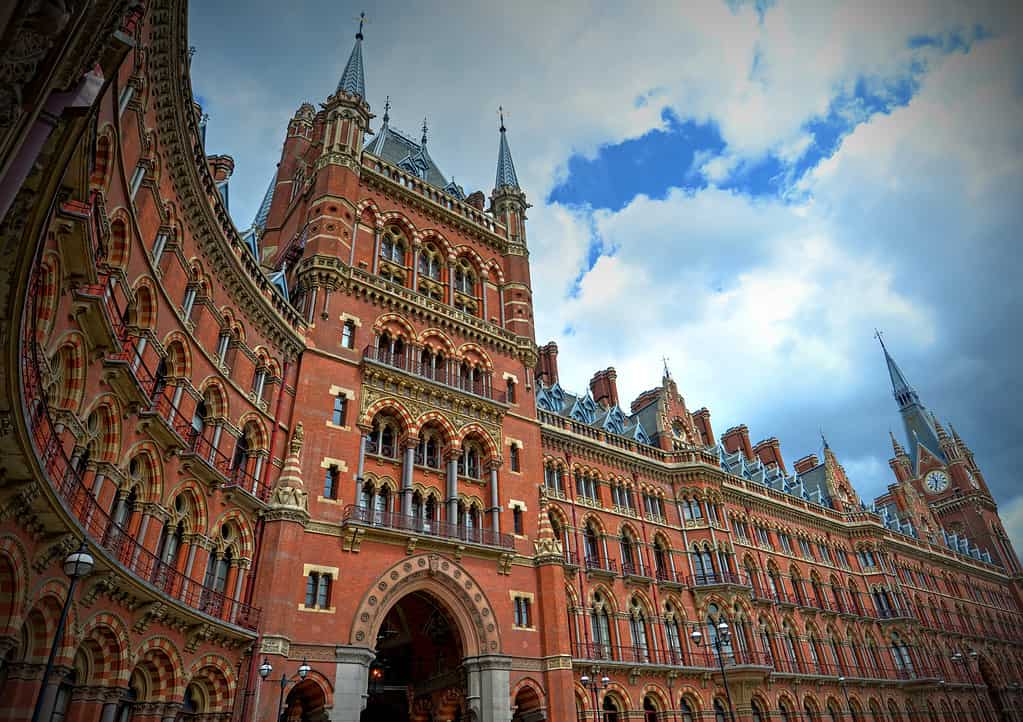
(454, 259, 475, 295)
(827, 703, 841, 722)
(601, 696, 619, 722)
(642, 696, 658, 722)
(620, 530, 636, 575)
(368, 417, 398, 459)
(628, 597, 649, 661)
(416, 429, 442, 469)
(664, 603, 683, 663)
(779, 700, 792, 722)
(714, 699, 727, 722)
(590, 592, 613, 659)
(679, 699, 695, 722)
(751, 701, 765, 722)
(653, 539, 669, 578)
(585, 524, 601, 565)
(458, 441, 482, 479)
(380, 227, 406, 264)
(804, 700, 819, 721)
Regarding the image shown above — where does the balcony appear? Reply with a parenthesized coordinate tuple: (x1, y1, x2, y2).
(341, 504, 515, 550)
(363, 346, 508, 403)
(138, 390, 191, 451)
(178, 434, 272, 504)
(621, 560, 653, 583)
(688, 571, 751, 591)
(572, 642, 695, 667)
(584, 556, 617, 578)
(876, 607, 916, 623)
(71, 278, 123, 354)
(102, 336, 158, 412)
(562, 550, 580, 569)
(654, 567, 685, 590)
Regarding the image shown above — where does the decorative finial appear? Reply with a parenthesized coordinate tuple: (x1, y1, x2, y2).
(421, 117, 428, 145)
(289, 422, 304, 457)
(874, 328, 887, 351)
(662, 356, 671, 380)
(498, 105, 506, 133)
(820, 428, 829, 450)
(356, 11, 366, 40)
(382, 95, 390, 124)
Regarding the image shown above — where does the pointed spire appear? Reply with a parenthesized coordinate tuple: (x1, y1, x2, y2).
(494, 106, 520, 190)
(890, 430, 907, 457)
(820, 428, 830, 450)
(336, 12, 367, 99)
(421, 117, 428, 146)
(382, 95, 390, 125)
(662, 355, 672, 381)
(876, 329, 918, 409)
(931, 412, 950, 442)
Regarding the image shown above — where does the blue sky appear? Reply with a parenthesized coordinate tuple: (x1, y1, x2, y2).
(190, 1, 1023, 553)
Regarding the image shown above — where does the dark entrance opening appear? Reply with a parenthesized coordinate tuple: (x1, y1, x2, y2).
(977, 655, 1007, 722)
(361, 591, 467, 722)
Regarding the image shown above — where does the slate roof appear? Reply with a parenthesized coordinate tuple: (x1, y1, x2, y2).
(364, 122, 451, 190)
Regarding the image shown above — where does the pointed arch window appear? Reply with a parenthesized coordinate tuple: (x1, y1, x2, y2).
(380, 228, 406, 264)
(664, 603, 684, 663)
(584, 523, 602, 565)
(628, 597, 650, 661)
(590, 592, 613, 659)
(418, 243, 442, 280)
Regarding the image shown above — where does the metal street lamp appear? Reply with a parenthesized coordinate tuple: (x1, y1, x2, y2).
(837, 677, 853, 721)
(691, 621, 737, 722)
(30, 543, 94, 722)
(952, 649, 986, 720)
(258, 657, 311, 722)
(580, 671, 610, 722)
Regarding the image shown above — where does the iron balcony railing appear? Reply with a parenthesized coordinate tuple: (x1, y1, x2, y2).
(363, 346, 508, 403)
(21, 260, 260, 630)
(342, 504, 515, 550)
(688, 571, 750, 587)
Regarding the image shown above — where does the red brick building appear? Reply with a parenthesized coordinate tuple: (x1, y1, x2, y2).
(0, 3, 1021, 722)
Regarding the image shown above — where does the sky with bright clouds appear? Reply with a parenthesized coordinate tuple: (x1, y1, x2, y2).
(190, 1, 1023, 554)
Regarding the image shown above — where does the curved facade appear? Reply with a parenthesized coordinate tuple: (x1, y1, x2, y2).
(0, 3, 1021, 722)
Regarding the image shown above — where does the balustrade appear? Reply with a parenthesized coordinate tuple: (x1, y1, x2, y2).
(342, 504, 515, 550)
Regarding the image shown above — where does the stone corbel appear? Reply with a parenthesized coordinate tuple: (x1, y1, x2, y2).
(132, 601, 167, 633)
(342, 526, 365, 552)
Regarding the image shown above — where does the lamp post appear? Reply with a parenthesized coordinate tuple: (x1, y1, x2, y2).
(691, 621, 737, 722)
(258, 657, 311, 722)
(837, 676, 853, 721)
(580, 671, 609, 722)
(30, 543, 94, 722)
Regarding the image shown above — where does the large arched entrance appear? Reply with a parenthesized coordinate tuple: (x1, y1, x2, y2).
(351, 555, 509, 722)
(362, 591, 468, 722)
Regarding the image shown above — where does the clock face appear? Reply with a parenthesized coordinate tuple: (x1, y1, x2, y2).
(924, 470, 950, 493)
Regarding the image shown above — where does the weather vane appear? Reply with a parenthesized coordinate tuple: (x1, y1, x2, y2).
(355, 11, 368, 38)
(498, 105, 507, 131)
(421, 117, 428, 144)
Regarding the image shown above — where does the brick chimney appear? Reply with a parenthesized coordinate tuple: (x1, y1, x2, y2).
(207, 154, 235, 182)
(793, 454, 819, 475)
(536, 342, 559, 386)
(753, 437, 787, 474)
(721, 424, 754, 461)
(589, 368, 619, 409)
(691, 408, 713, 446)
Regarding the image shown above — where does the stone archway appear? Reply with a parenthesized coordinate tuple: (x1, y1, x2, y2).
(337, 555, 509, 722)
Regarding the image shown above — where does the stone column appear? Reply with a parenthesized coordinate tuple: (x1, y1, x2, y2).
(401, 441, 416, 517)
(488, 465, 500, 534)
(447, 259, 456, 304)
(463, 655, 512, 722)
(99, 687, 123, 722)
(371, 228, 382, 275)
(446, 454, 459, 524)
(160, 701, 181, 722)
(329, 646, 375, 722)
(411, 243, 420, 289)
(356, 432, 367, 482)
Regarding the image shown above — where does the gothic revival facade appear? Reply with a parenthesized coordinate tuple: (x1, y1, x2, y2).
(0, 3, 1021, 722)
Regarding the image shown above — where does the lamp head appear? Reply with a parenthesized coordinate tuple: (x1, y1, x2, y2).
(580, 674, 590, 686)
(690, 629, 703, 645)
(298, 659, 311, 679)
(969, 649, 978, 658)
(600, 675, 610, 687)
(259, 658, 272, 680)
(63, 543, 95, 579)
(838, 676, 845, 683)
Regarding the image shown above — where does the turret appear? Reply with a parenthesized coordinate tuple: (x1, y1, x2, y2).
(320, 15, 373, 171)
(491, 110, 534, 340)
(889, 430, 912, 482)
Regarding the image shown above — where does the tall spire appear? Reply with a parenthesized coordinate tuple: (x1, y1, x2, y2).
(336, 12, 367, 99)
(876, 330, 945, 469)
(382, 95, 390, 125)
(494, 106, 520, 190)
(876, 329, 918, 409)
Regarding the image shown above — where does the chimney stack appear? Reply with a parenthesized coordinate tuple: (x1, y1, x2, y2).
(721, 424, 754, 461)
(793, 454, 819, 475)
(589, 368, 619, 409)
(753, 437, 787, 474)
(536, 342, 559, 386)
(691, 408, 713, 446)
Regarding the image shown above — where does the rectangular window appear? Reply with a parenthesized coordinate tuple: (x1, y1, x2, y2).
(324, 465, 339, 499)
(506, 379, 516, 403)
(332, 394, 347, 426)
(129, 163, 146, 200)
(305, 571, 333, 609)
(252, 368, 266, 397)
(216, 332, 230, 363)
(513, 507, 523, 535)
(779, 534, 792, 554)
(341, 320, 356, 349)
(514, 596, 531, 627)
(509, 444, 520, 472)
(181, 285, 197, 320)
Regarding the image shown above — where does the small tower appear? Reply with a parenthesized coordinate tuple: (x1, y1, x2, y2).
(491, 110, 535, 339)
(321, 14, 373, 172)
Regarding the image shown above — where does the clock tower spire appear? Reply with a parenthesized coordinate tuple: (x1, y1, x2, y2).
(876, 330, 944, 471)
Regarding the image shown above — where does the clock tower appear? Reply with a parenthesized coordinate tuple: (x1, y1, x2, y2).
(879, 334, 1021, 573)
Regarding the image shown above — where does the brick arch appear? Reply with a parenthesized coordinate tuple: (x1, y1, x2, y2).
(638, 683, 670, 713)
(349, 554, 501, 657)
(484, 259, 505, 285)
(77, 612, 131, 686)
(82, 394, 122, 464)
(410, 411, 458, 446)
(457, 423, 498, 461)
(121, 440, 163, 503)
(581, 513, 607, 536)
(237, 414, 270, 451)
(209, 509, 255, 560)
(372, 312, 416, 341)
(162, 332, 192, 378)
(416, 327, 456, 354)
(601, 684, 632, 714)
(48, 331, 87, 413)
(130, 277, 158, 330)
(23, 580, 77, 664)
(187, 654, 237, 713)
(164, 480, 209, 534)
(132, 636, 185, 700)
(588, 583, 619, 613)
(197, 377, 230, 419)
(417, 228, 454, 258)
(378, 211, 418, 241)
(452, 244, 486, 270)
(37, 251, 61, 343)
(105, 213, 131, 270)
(359, 397, 414, 433)
(0, 536, 29, 638)
(455, 342, 493, 371)
(90, 127, 114, 188)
